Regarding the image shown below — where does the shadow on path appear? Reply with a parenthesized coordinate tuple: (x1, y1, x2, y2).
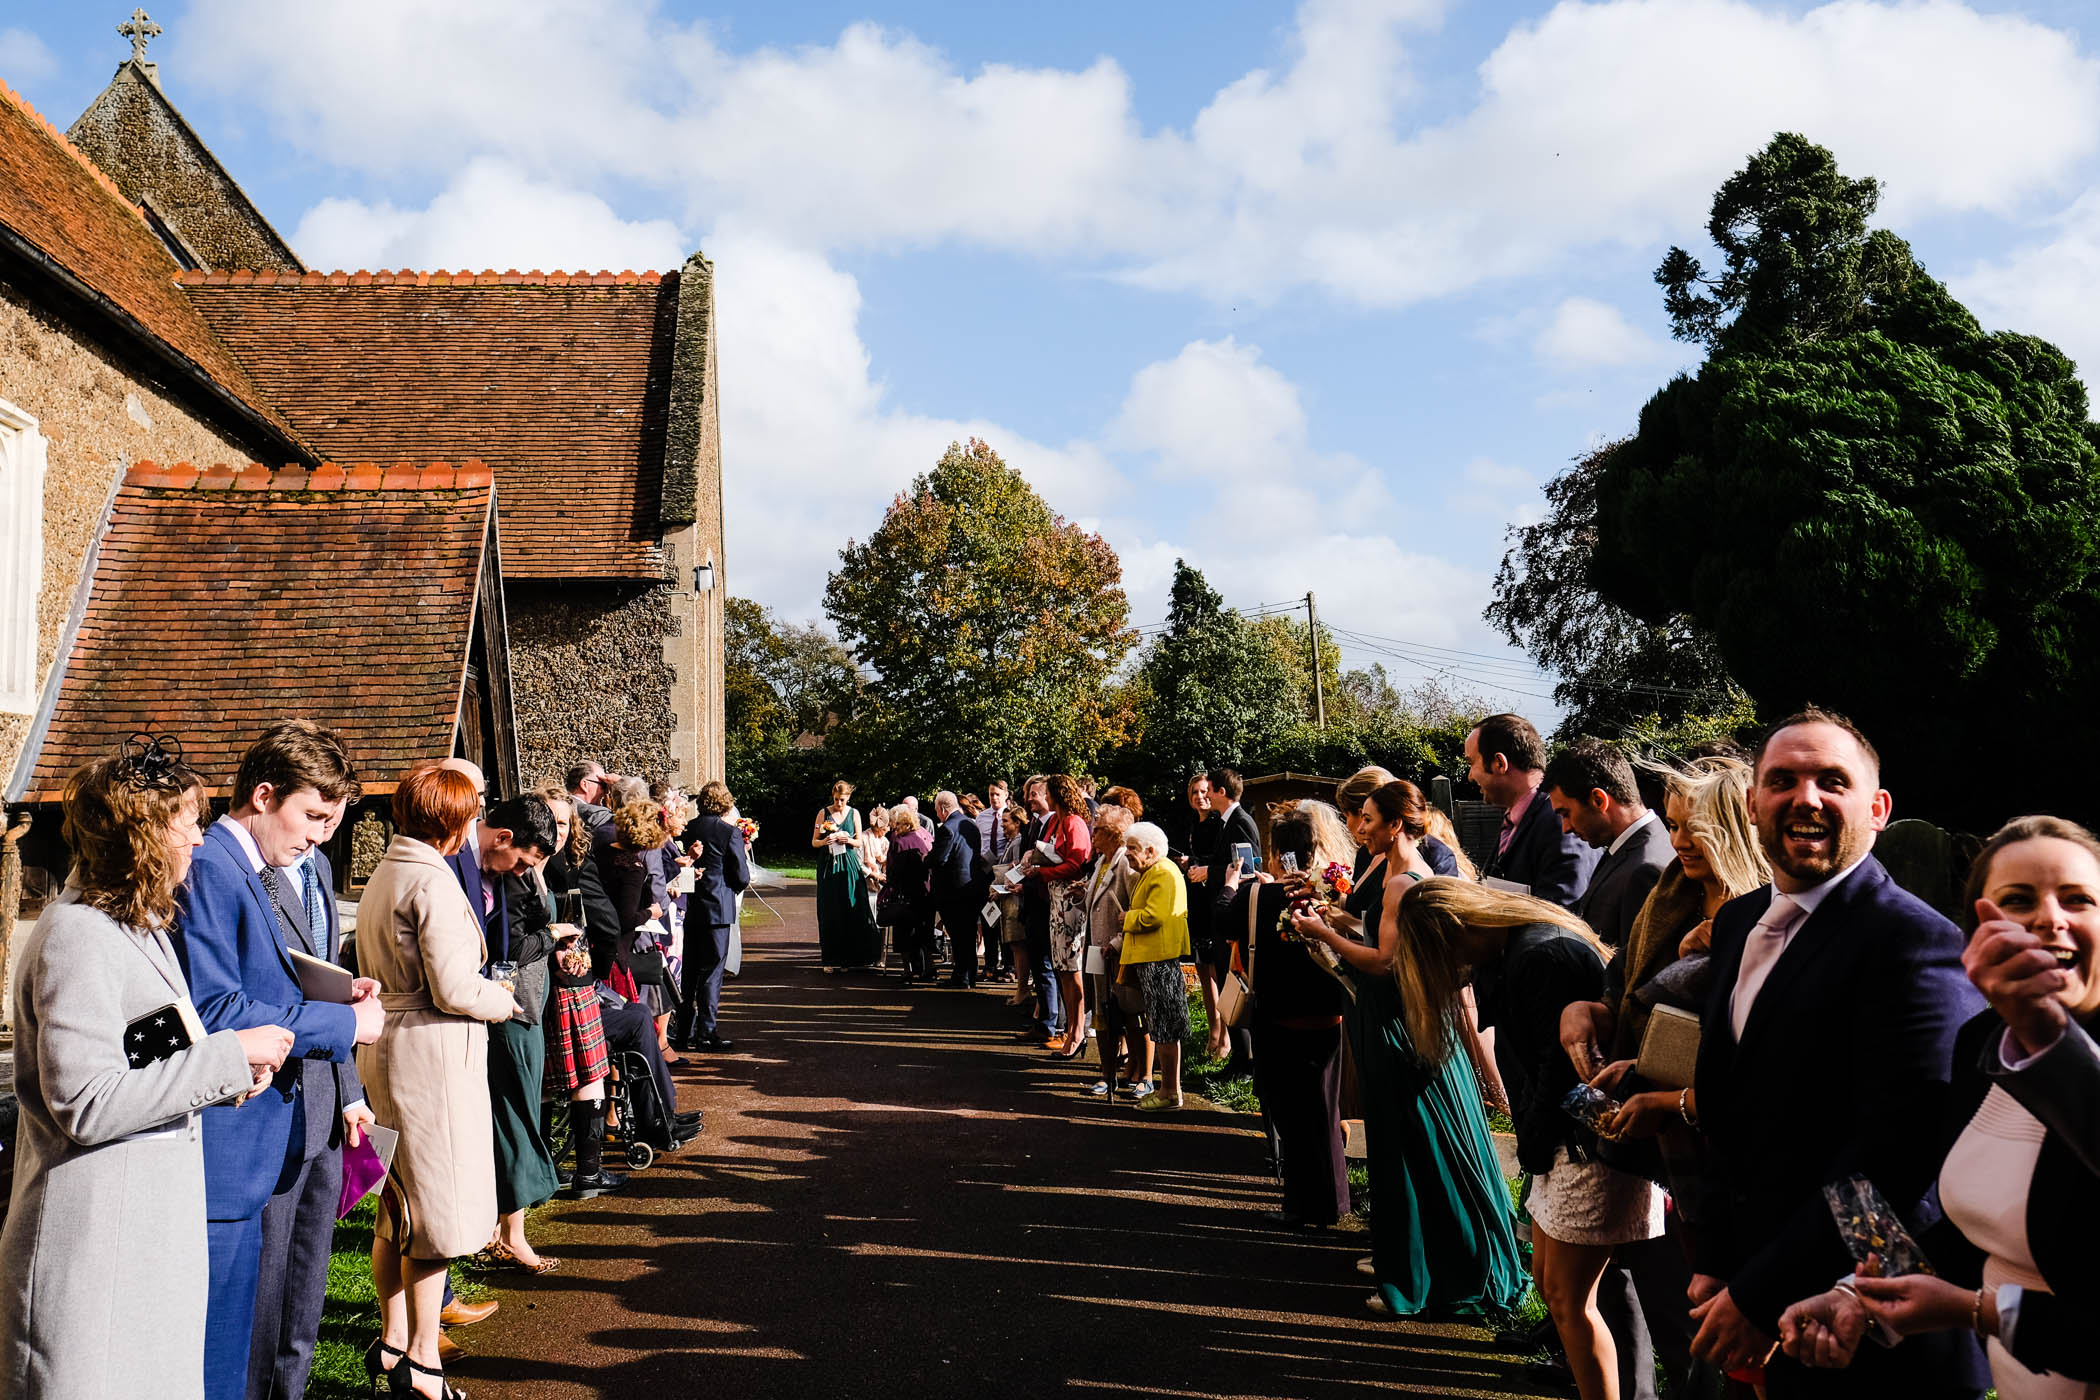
(455, 885, 1556, 1399)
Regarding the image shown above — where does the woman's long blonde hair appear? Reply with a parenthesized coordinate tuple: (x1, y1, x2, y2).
(1660, 757, 1768, 900)
(1389, 878, 1606, 1062)
(1294, 799, 1358, 869)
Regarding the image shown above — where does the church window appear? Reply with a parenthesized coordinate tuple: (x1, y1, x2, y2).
(0, 399, 47, 714)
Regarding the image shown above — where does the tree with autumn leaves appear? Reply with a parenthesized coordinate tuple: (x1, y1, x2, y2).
(822, 439, 1138, 795)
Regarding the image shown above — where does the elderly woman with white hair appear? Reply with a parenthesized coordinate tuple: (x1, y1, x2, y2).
(1117, 821, 1191, 1111)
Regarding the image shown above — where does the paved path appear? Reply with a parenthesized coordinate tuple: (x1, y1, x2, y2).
(452, 885, 1555, 1399)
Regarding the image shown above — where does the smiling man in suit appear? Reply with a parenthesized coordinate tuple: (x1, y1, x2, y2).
(172, 721, 383, 1400)
(1471, 714, 1599, 911)
(1688, 709, 1986, 1398)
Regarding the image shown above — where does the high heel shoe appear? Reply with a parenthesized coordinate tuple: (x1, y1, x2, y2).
(363, 1339, 403, 1398)
(389, 1354, 465, 1399)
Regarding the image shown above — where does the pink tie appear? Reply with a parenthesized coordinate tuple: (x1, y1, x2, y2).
(1729, 894, 1802, 1040)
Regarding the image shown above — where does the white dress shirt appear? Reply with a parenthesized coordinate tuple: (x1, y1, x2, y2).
(1607, 808, 1658, 856)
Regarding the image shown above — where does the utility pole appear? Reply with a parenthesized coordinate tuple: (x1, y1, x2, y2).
(1306, 591, 1326, 728)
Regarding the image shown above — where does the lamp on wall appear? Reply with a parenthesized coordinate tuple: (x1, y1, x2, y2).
(693, 555, 715, 594)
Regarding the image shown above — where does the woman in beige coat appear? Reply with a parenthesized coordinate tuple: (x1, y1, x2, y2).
(356, 765, 521, 1399)
(1082, 803, 1139, 1097)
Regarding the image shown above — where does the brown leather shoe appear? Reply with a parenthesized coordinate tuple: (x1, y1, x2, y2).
(439, 1297, 498, 1328)
(437, 1333, 463, 1363)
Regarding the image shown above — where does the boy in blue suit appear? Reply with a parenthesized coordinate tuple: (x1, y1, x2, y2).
(172, 722, 382, 1400)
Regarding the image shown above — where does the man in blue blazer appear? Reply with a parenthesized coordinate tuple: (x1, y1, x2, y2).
(1688, 710, 1986, 1399)
(678, 781, 751, 1050)
(1471, 713, 1598, 910)
(172, 722, 381, 1400)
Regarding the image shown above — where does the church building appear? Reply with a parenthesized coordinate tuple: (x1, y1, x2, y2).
(0, 15, 727, 839)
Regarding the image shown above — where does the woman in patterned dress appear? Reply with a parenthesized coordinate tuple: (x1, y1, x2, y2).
(1032, 775, 1094, 1059)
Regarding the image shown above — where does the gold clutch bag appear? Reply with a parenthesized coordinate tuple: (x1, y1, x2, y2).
(1634, 1004, 1702, 1091)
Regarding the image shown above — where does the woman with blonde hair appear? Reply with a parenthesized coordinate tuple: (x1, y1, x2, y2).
(1570, 757, 1768, 1139)
(1294, 798, 1357, 872)
(1390, 879, 1650, 1400)
(884, 804, 936, 982)
(0, 745, 292, 1400)
(597, 800, 679, 1040)
(1293, 780, 1526, 1319)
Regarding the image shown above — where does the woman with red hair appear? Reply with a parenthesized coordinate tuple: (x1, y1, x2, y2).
(356, 764, 525, 1398)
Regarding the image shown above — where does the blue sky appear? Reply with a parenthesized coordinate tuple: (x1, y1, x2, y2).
(6, 0, 2099, 716)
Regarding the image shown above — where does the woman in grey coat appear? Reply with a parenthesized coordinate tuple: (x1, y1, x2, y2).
(0, 748, 291, 1400)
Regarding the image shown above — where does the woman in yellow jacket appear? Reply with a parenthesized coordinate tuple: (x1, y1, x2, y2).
(1118, 821, 1191, 1111)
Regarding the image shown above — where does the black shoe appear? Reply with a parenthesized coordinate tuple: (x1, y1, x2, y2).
(1495, 1316, 1559, 1352)
(673, 1112, 704, 1133)
(1263, 1209, 1308, 1229)
(693, 1035, 736, 1052)
(565, 1168, 627, 1198)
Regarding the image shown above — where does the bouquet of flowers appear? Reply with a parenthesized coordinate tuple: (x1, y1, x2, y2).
(1278, 862, 1354, 934)
(1279, 861, 1357, 996)
(735, 816, 759, 844)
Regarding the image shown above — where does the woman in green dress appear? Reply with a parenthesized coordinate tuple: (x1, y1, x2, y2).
(813, 781, 882, 970)
(1295, 778, 1527, 1321)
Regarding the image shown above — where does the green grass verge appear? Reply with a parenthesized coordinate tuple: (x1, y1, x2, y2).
(306, 1199, 495, 1400)
(756, 856, 819, 880)
(1179, 989, 1261, 1113)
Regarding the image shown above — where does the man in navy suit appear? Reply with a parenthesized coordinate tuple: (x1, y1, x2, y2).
(677, 780, 751, 1049)
(931, 791, 983, 987)
(173, 721, 382, 1400)
(1471, 713, 1599, 910)
(1688, 709, 1986, 1398)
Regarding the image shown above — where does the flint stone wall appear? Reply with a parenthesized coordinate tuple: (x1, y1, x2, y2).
(507, 582, 679, 788)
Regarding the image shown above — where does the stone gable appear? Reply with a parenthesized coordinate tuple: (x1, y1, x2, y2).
(67, 62, 303, 273)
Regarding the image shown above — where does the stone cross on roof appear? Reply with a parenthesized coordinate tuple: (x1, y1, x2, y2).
(119, 9, 162, 66)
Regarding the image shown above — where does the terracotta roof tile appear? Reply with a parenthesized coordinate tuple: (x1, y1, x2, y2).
(26, 461, 495, 799)
(0, 79, 300, 447)
(178, 276, 675, 579)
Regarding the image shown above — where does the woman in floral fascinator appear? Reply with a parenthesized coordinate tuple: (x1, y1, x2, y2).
(0, 736, 295, 1398)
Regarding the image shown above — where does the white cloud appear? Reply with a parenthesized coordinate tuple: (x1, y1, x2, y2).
(706, 227, 1122, 619)
(0, 27, 57, 86)
(1110, 339, 1309, 481)
(289, 157, 686, 273)
(1534, 297, 1669, 369)
(1957, 189, 2100, 383)
(184, 0, 2100, 308)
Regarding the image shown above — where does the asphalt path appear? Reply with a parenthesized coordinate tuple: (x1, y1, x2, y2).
(449, 883, 1557, 1399)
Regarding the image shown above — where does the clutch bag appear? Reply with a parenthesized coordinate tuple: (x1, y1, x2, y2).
(123, 1000, 203, 1068)
(1634, 1003, 1702, 1090)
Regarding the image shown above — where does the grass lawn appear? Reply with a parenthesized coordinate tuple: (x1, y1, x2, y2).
(756, 855, 819, 881)
(306, 1199, 496, 1400)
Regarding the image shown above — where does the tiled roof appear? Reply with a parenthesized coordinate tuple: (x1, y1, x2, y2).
(179, 270, 678, 579)
(25, 461, 496, 800)
(0, 79, 298, 446)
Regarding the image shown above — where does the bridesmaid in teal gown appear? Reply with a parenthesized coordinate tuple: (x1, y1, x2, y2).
(1298, 781, 1527, 1320)
(813, 782, 883, 969)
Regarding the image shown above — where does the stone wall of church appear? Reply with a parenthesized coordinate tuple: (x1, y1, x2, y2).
(0, 279, 262, 787)
(505, 582, 681, 788)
